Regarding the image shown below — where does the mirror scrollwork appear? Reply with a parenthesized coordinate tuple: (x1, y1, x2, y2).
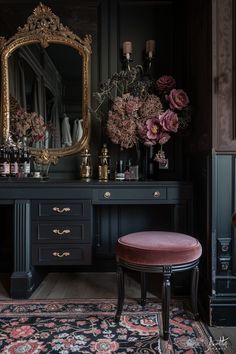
(0, 2, 92, 164)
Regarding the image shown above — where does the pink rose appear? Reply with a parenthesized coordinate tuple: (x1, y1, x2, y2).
(159, 109, 179, 132)
(146, 117, 160, 141)
(158, 132, 171, 145)
(168, 89, 189, 110)
(156, 75, 176, 93)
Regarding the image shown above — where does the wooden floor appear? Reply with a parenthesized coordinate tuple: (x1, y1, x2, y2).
(0, 272, 235, 353)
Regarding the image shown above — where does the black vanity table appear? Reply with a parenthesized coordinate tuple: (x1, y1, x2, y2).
(0, 179, 192, 299)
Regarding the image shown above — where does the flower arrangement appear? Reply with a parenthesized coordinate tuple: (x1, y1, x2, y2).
(93, 67, 190, 163)
(10, 96, 47, 145)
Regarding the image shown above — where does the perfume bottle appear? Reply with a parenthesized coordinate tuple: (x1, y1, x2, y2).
(98, 144, 110, 181)
(115, 160, 125, 181)
(80, 147, 92, 180)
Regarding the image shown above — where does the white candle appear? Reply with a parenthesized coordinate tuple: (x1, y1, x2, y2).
(146, 40, 156, 57)
(123, 41, 132, 55)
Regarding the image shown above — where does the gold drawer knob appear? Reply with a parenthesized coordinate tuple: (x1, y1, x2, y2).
(53, 229, 71, 235)
(104, 191, 111, 199)
(153, 191, 161, 198)
(53, 207, 71, 213)
(52, 252, 70, 258)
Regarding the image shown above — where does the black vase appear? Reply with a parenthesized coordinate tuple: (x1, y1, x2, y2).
(140, 145, 155, 180)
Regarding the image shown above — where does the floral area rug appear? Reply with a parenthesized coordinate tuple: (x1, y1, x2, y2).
(0, 299, 218, 353)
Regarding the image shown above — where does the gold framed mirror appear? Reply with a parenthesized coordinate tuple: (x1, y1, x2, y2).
(0, 2, 92, 164)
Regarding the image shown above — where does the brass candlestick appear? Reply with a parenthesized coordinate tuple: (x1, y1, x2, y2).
(80, 147, 92, 180)
(98, 144, 110, 181)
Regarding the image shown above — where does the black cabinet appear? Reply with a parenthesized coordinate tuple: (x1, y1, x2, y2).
(0, 180, 192, 298)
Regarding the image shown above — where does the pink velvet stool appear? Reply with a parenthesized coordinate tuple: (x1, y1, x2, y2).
(115, 231, 202, 340)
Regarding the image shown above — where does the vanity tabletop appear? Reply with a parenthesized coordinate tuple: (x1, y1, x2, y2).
(0, 178, 192, 202)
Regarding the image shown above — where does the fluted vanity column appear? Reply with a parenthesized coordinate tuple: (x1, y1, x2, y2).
(11, 200, 32, 298)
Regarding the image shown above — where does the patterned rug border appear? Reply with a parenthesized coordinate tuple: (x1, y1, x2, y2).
(0, 299, 163, 318)
(0, 298, 205, 328)
(0, 299, 223, 353)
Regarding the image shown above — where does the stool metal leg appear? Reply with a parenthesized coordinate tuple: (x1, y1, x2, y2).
(191, 265, 199, 318)
(115, 264, 125, 322)
(162, 267, 172, 341)
(141, 272, 146, 307)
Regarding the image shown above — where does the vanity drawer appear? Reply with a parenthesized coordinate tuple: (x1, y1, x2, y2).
(32, 221, 91, 243)
(94, 188, 167, 202)
(32, 245, 92, 265)
(32, 200, 91, 219)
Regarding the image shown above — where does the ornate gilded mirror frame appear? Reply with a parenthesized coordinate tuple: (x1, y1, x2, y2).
(0, 2, 92, 164)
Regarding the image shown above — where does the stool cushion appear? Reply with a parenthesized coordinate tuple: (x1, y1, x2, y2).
(116, 231, 202, 266)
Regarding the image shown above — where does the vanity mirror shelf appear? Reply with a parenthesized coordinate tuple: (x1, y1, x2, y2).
(0, 2, 92, 164)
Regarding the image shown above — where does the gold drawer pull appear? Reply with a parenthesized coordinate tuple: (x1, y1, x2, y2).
(52, 252, 70, 258)
(104, 191, 111, 199)
(53, 229, 71, 235)
(153, 191, 161, 198)
(53, 207, 71, 213)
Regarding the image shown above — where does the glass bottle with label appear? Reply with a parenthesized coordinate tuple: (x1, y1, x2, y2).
(0, 147, 5, 177)
(10, 147, 19, 177)
(4, 147, 10, 177)
(115, 160, 125, 181)
(18, 148, 24, 177)
(124, 160, 132, 180)
(24, 148, 31, 177)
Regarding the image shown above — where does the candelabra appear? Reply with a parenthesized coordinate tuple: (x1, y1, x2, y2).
(122, 39, 156, 73)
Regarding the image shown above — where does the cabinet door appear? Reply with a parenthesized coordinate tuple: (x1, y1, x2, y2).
(93, 203, 185, 259)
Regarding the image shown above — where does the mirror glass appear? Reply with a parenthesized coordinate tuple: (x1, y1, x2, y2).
(9, 43, 83, 149)
(1, 2, 91, 163)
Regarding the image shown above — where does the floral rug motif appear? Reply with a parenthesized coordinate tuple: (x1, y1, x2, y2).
(0, 299, 217, 353)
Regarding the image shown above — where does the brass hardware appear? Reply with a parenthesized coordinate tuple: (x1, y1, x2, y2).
(52, 229, 71, 235)
(153, 191, 161, 198)
(104, 191, 111, 199)
(80, 147, 92, 179)
(52, 252, 70, 258)
(52, 207, 71, 213)
(98, 144, 110, 181)
(0, 3, 92, 162)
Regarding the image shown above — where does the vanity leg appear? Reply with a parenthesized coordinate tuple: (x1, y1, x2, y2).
(11, 200, 34, 298)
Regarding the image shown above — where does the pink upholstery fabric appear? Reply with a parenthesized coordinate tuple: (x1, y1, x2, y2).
(116, 231, 202, 266)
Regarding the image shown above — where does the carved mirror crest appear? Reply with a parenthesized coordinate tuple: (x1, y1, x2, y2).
(0, 2, 92, 164)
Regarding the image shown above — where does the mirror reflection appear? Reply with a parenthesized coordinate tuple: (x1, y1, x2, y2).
(9, 43, 83, 149)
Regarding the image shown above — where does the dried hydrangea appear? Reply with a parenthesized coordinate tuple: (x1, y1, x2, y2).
(10, 96, 47, 145)
(94, 69, 191, 156)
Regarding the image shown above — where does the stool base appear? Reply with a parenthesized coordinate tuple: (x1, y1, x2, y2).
(115, 260, 200, 341)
